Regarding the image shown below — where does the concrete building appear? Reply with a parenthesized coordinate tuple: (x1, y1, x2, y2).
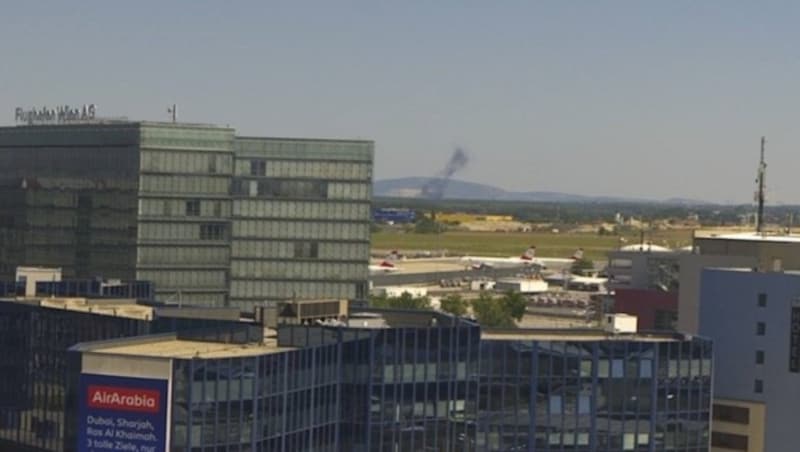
(606, 244, 681, 291)
(0, 122, 373, 308)
(613, 288, 678, 330)
(676, 232, 800, 334)
(698, 267, 800, 452)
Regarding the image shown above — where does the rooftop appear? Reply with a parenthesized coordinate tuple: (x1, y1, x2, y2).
(481, 328, 685, 342)
(1, 296, 153, 320)
(86, 338, 290, 359)
(0, 296, 243, 322)
(695, 231, 800, 243)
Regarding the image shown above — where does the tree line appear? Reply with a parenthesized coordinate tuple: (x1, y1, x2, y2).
(370, 291, 527, 328)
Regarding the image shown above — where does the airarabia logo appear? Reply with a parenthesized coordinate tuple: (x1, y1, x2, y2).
(87, 385, 160, 413)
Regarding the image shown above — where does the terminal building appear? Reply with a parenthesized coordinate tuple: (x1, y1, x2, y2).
(0, 120, 374, 308)
(0, 291, 713, 452)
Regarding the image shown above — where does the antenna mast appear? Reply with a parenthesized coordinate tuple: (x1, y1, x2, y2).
(168, 104, 178, 123)
(756, 136, 767, 233)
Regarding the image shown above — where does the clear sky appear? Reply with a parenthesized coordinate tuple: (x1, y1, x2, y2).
(3, 1, 800, 203)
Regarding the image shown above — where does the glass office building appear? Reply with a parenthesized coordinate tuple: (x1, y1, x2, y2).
(67, 309, 712, 452)
(0, 294, 248, 452)
(229, 137, 372, 310)
(0, 122, 374, 307)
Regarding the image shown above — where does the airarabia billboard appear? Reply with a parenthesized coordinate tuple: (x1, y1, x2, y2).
(78, 374, 168, 452)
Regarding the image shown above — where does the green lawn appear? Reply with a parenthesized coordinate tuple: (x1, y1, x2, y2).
(371, 230, 694, 261)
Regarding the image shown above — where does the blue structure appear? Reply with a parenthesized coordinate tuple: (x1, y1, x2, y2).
(66, 309, 712, 452)
(699, 268, 800, 452)
(372, 208, 416, 224)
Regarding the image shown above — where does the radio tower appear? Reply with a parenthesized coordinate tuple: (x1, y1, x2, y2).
(755, 136, 767, 233)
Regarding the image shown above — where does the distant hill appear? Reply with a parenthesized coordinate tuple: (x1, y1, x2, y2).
(374, 177, 709, 205)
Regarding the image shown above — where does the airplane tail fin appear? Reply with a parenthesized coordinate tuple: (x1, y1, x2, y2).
(521, 245, 536, 260)
(572, 248, 585, 260)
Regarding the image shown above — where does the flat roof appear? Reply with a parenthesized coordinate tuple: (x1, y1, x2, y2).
(481, 329, 683, 342)
(695, 231, 800, 243)
(0, 296, 153, 321)
(88, 338, 291, 359)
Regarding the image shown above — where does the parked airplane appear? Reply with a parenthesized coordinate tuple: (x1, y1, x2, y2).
(461, 246, 583, 270)
(369, 251, 401, 274)
(548, 273, 608, 292)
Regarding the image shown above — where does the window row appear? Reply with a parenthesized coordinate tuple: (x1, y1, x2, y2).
(231, 261, 366, 280)
(234, 159, 371, 180)
(138, 223, 228, 241)
(26, 213, 133, 230)
(137, 270, 226, 289)
(0, 147, 139, 179)
(229, 280, 357, 300)
(233, 200, 369, 221)
(139, 175, 229, 194)
(233, 179, 328, 199)
(138, 199, 231, 218)
(140, 125, 233, 150)
(137, 246, 229, 265)
(236, 138, 370, 159)
(26, 191, 137, 209)
(231, 240, 369, 261)
(232, 220, 368, 241)
(140, 150, 232, 175)
(233, 179, 370, 201)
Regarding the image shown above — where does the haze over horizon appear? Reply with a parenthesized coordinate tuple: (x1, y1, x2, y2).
(3, 2, 800, 203)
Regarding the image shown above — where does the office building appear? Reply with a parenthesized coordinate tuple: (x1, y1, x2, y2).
(64, 306, 712, 451)
(0, 292, 247, 452)
(0, 122, 373, 308)
(698, 267, 800, 452)
(677, 232, 800, 334)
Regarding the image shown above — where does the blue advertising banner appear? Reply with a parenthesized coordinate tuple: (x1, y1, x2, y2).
(77, 374, 168, 452)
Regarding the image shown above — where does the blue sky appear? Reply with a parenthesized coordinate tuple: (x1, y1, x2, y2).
(3, 1, 800, 203)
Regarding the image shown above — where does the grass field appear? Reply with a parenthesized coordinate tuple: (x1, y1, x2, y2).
(371, 229, 694, 261)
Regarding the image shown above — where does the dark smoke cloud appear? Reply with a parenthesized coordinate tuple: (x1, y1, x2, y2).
(421, 147, 469, 200)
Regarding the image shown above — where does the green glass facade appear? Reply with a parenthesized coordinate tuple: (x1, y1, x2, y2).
(0, 123, 374, 308)
(229, 137, 373, 309)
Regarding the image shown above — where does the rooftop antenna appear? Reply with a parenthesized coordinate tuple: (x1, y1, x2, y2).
(167, 104, 178, 123)
(755, 136, 767, 234)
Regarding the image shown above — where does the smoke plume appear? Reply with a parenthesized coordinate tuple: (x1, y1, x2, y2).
(421, 147, 469, 200)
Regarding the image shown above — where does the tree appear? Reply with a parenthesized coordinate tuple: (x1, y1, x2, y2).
(571, 258, 595, 275)
(471, 293, 516, 328)
(440, 294, 469, 317)
(499, 291, 526, 321)
(414, 217, 443, 234)
(371, 292, 432, 310)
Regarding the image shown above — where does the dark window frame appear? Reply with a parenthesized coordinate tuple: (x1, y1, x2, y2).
(294, 242, 319, 259)
(200, 223, 226, 241)
(711, 431, 748, 450)
(185, 199, 201, 217)
(713, 403, 750, 425)
(250, 159, 266, 176)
